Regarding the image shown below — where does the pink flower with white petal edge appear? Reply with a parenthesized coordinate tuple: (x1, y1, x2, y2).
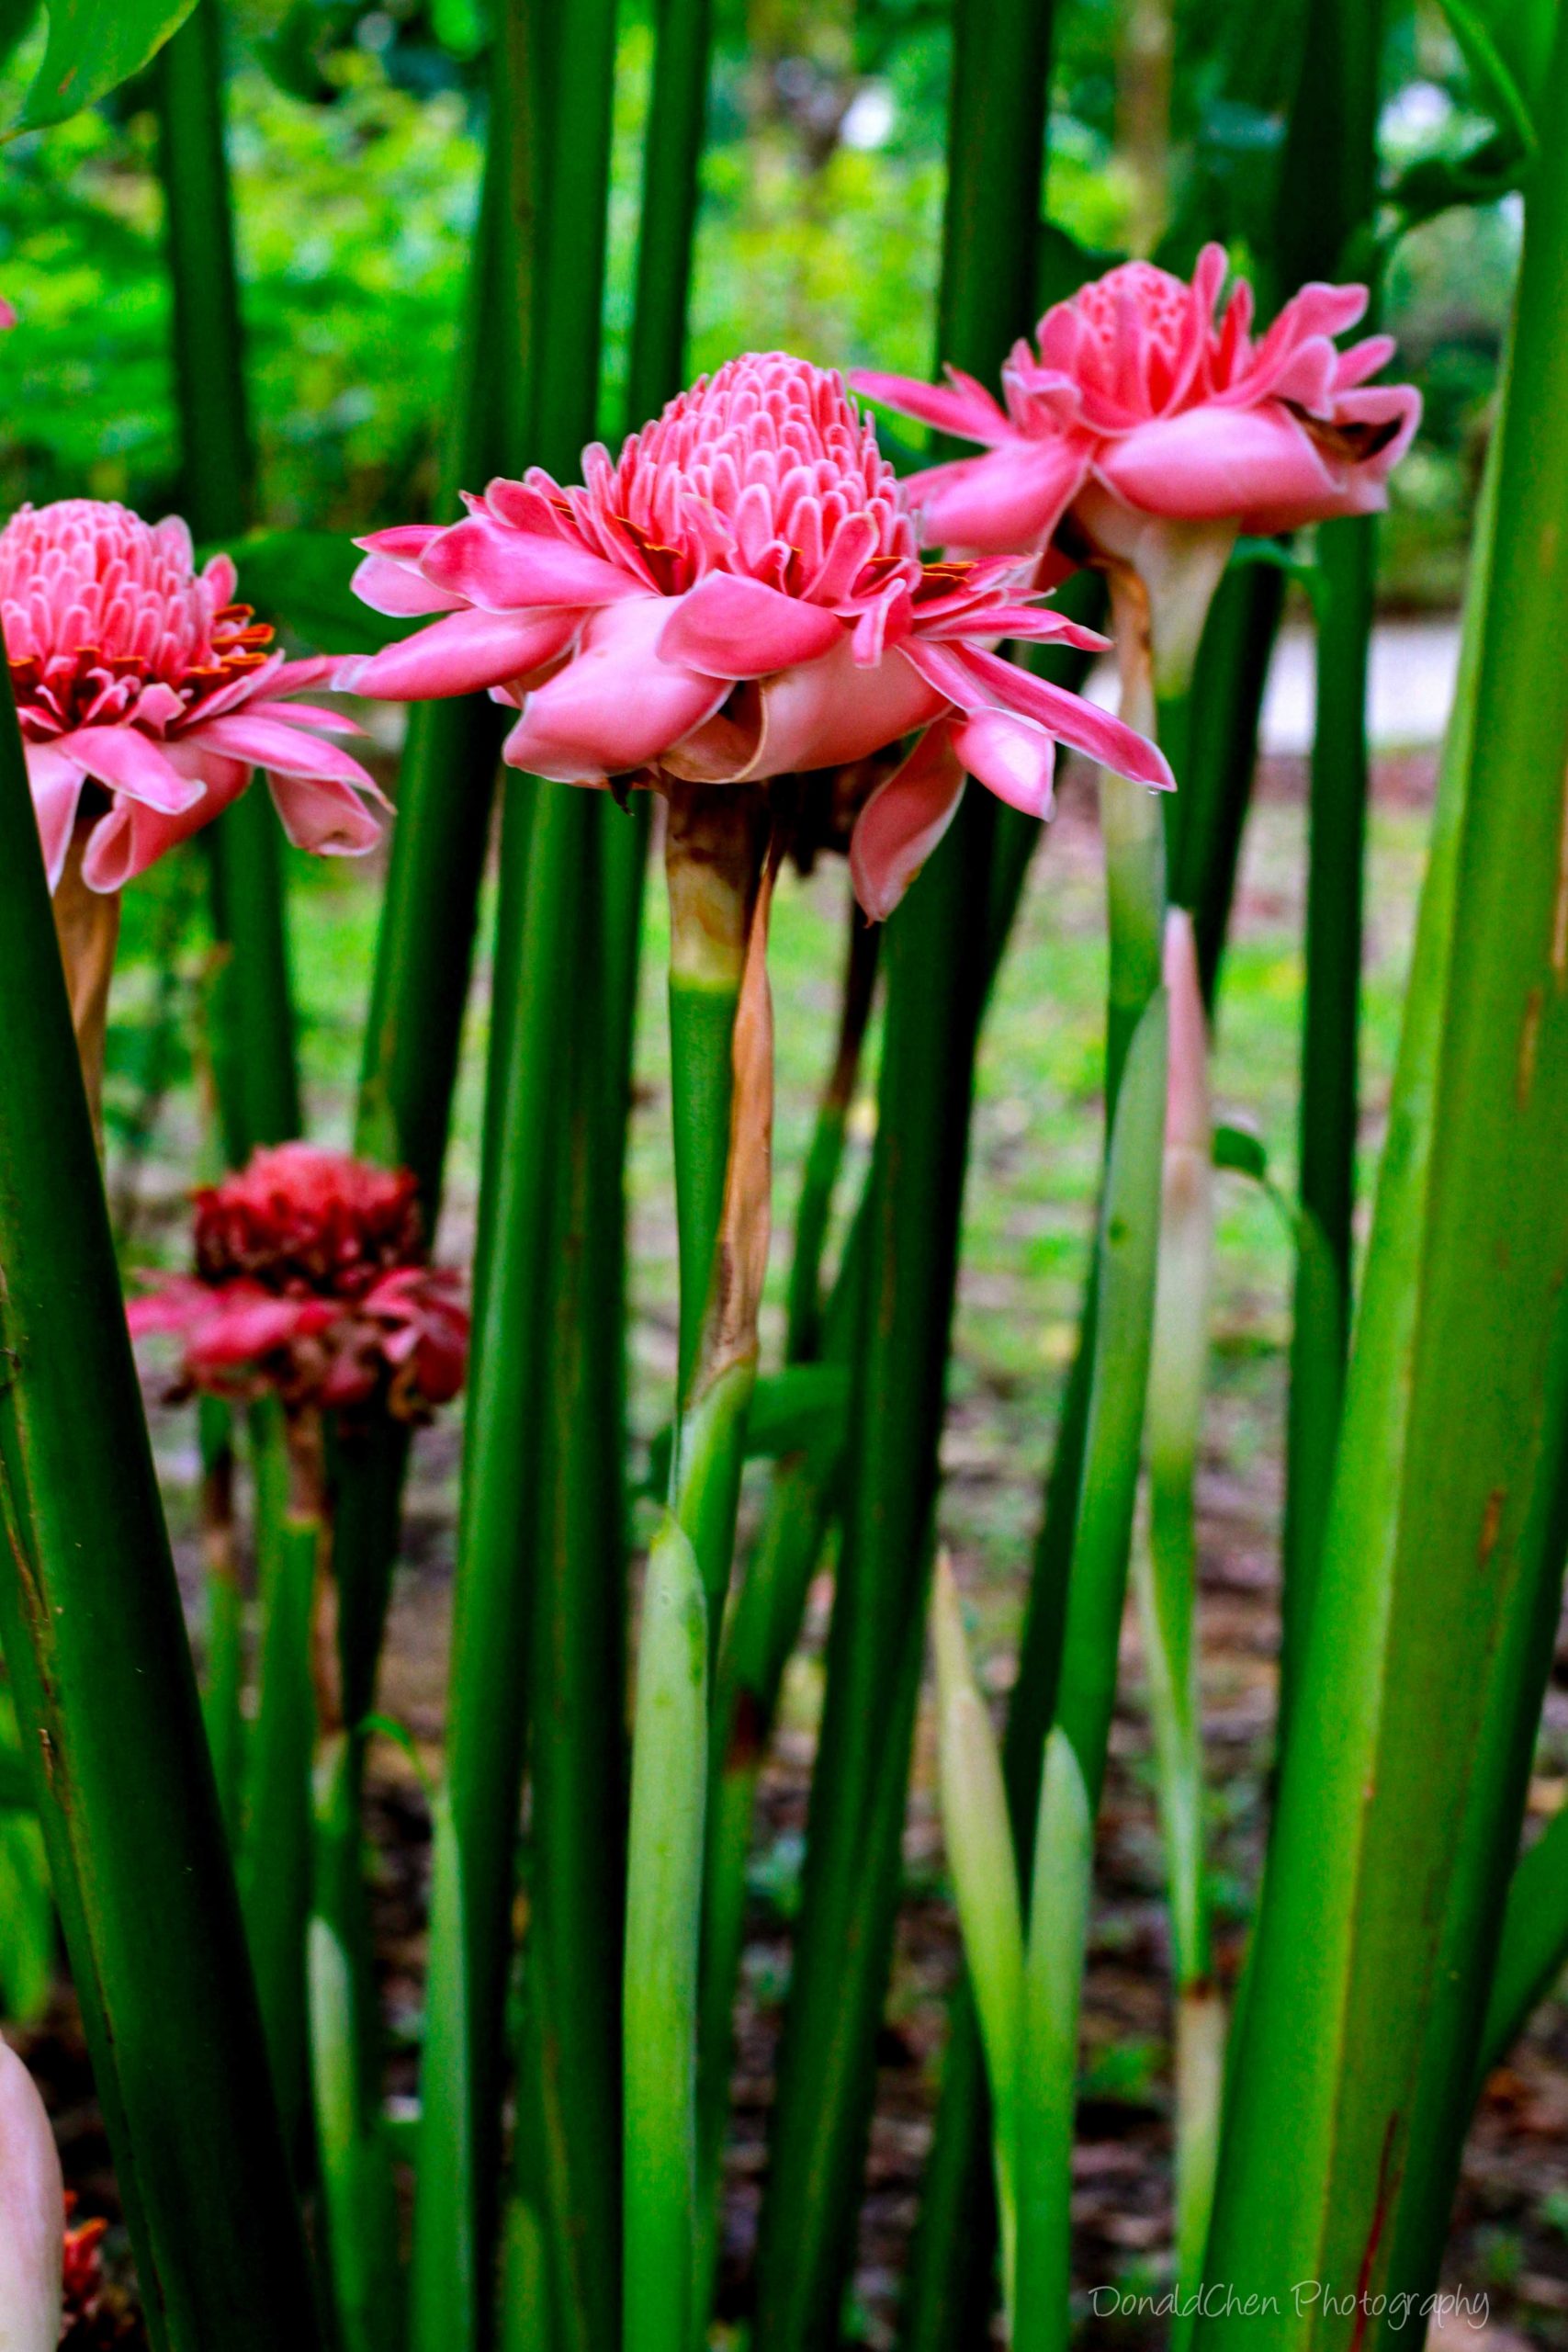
(852, 247, 1422, 564)
(339, 352, 1172, 920)
(128, 1144, 469, 1424)
(1, 500, 387, 895)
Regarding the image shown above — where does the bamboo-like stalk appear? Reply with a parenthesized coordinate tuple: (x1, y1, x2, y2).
(412, 778, 581, 2352)
(154, 0, 302, 1162)
(1272, 0, 1383, 1745)
(1196, 37, 1568, 2317)
(0, 666, 322, 2348)
(623, 1517, 708, 2352)
(240, 1406, 322, 2158)
(626, 0, 713, 430)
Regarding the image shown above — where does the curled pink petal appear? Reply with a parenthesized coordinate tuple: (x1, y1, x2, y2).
(420, 517, 646, 612)
(24, 743, 87, 890)
(350, 549, 465, 619)
(63, 727, 205, 816)
(503, 595, 728, 781)
(851, 366, 1011, 444)
(267, 772, 386, 856)
(657, 572, 846, 678)
(848, 722, 967, 922)
(950, 707, 1056, 818)
(338, 605, 582, 701)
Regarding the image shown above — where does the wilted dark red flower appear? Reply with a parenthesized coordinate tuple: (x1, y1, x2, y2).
(129, 1144, 468, 1424)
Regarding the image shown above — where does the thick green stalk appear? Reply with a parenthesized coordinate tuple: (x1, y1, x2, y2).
(1273, 0, 1383, 1740)
(526, 795, 628, 2352)
(624, 1518, 708, 2352)
(1179, 563, 1288, 1007)
(154, 0, 301, 1160)
(310, 1735, 401, 2352)
(626, 0, 713, 428)
(1196, 48, 1568, 2326)
(1133, 911, 1218, 2326)
(784, 909, 878, 1364)
(197, 1390, 245, 1844)
(240, 1416, 321, 2158)
(751, 0, 1054, 2334)
(0, 669, 321, 2348)
(411, 781, 582, 2352)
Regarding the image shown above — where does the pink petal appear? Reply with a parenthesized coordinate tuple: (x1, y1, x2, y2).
(25, 741, 86, 891)
(351, 550, 465, 619)
(656, 572, 846, 678)
(915, 641, 1175, 790)
(80, 761, 248, 892)
(913, 437, 1090, 557)
(1095, 402, 1341, 523)
(669, 636, 942, 785)
(339, 605, 582, 700)
(502, 595, 729, 781)
(268, 772, 385, 856)
(848, 723, 967, 922)
(850, 367, 1011, 445)
(419, 516, 644, 613)
(0, 2041, 63, 2352)
(950, 707, 1056, 818)
(64, 726, 207, 816)
(191, 714, 387, 798)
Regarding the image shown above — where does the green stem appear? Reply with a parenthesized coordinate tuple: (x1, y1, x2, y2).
(0, 666, 321, 2349)
(1280, 510, 1375, 1748)
(241, 1408, 323, 2159)
(626, 0, 713, 429)
(411, 781, 582, 2352)
(784, 908, 878, 1365)
(197, 1391, 245, 1846)
(1012, 1733, 1092, 2352)
(624, 1516, 708, 2352)
(310, 1733, 401, 2352)
(526, 796, 628, 2352)
(153, 0, 301, 1161)
(1481, 1798, 1568, 2072)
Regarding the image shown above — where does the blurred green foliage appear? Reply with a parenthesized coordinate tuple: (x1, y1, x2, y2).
(0, 0, 1524, 603)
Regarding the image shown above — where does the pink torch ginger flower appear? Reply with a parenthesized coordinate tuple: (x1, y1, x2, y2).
(341, 352, 1172, 920)
(129, 1143, 468, 1422)
(852, 247, 1421, 569)
(2, 500, 386, 895)
(0, 2039, 63, 2352)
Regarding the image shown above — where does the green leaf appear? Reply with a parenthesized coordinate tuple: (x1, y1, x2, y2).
(1437, 0, 1554, 153)
(931, 1555, 1024, 2214)
(16, 0, 201, 131)
(1482, 1802, 1568, 2070)
(1212, 1122, 1269, 1182)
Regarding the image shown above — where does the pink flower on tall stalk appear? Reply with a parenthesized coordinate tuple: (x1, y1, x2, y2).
(2, 500, 385, 896)
(341, 352, 1172, 919)
(852, 247, 1421, 568)
(129, 1144, 468, 1422)
(0, 2039, 63, 2352)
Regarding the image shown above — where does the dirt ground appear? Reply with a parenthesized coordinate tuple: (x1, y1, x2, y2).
(14, 747, 1568, 2350)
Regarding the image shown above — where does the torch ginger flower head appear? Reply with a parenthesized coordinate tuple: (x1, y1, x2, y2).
(2, 500, 386, 895)
(341, 351, 1172, 920)
(855, 248, 1420, 559)
(129, 1144, 468, 1423)
(853, 249, 1419, 678)
(0, 2039, 63, 2352)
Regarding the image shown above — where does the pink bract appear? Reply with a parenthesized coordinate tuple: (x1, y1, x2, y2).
(0, 2041, 63, 2352)
(340, 352, 1173, 920)
(852, 246, 1421, 560)
(1, 500, 387, 894)
(128, 1143, 469, 1423)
